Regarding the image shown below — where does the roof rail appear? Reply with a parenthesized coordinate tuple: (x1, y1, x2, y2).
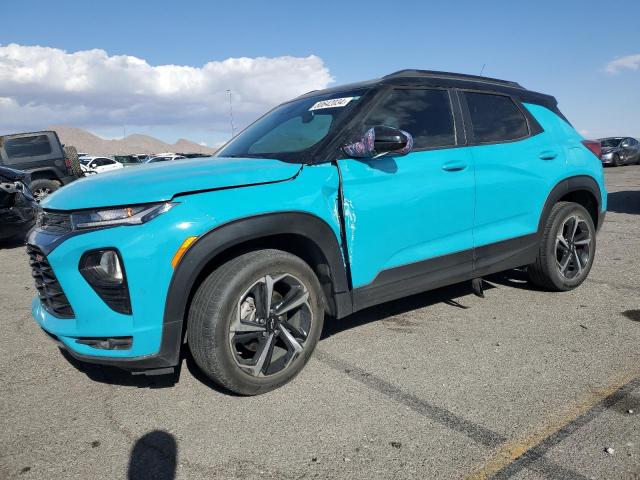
(383, 69, 523, 89)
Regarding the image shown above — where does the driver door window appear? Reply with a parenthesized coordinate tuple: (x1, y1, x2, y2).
(337, 87, 475, 297)
(363, 88, 456, 149)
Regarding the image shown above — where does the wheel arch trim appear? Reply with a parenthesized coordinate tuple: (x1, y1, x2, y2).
(158, 211, 351, 366)
(537, 175, 603, 235)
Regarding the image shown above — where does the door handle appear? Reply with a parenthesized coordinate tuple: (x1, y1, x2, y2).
(441, 161, 467, 172)
(539, 150, 558, 160)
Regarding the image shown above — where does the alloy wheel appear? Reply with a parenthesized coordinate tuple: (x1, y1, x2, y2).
(555, 215, 591, 280)
(229, 273, 312, 377)
(33, 188, 51, 203)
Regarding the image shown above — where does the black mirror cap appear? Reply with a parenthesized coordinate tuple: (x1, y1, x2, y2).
(342, 126, 413, 158)
(373, 126, 409, 153)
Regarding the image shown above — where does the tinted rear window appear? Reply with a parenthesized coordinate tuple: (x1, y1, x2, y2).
(465, 92, 528, 143)
(364, 88, 455, 149)
(4, 135, 52, 160)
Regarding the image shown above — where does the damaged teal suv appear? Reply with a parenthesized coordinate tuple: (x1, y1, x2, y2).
(29, 70, 606, 395)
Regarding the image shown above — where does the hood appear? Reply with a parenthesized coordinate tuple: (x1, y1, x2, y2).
(0, 165, 30, 183)
(43, 157, 302, 210)
(601, 147, 618, 154)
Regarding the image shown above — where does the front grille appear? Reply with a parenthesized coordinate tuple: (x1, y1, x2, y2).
(27, 244, 75, 318)
(38, 210, 72, 234)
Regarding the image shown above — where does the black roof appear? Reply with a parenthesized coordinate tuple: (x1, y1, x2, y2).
(383, 69, 523, 89)
(296, 69, 558, 110)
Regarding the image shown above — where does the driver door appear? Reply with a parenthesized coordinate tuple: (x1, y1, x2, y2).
(337, 88, 475, 309)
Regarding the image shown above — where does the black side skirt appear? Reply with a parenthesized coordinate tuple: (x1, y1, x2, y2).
(351, 233, 538, 313)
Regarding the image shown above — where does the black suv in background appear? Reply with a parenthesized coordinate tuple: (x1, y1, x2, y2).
(0, 131, 82, 201)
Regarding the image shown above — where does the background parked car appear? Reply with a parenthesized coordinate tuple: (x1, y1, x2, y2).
(79, 156, 124, 174)
(113, 155, 144, 167)
(599, 137, 640, 166)
(144, 154, 187, 163)
(0, 165, 37, 242)
(0, 130, 83, 201)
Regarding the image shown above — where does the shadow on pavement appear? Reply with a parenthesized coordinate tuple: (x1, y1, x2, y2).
(485, 268, 547, 292)
(60, 269, 544, 390)
(60, 348, 180, 389)
(607, 191, 640, 215)
(128, 430, 177, 480)
(0, 237, 25, 250)
(321, 280, 495, 340)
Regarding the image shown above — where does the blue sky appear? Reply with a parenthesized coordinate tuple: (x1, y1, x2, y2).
(1, 0, 638, 145)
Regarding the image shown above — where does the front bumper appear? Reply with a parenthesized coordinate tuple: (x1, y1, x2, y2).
(27, 204, 197, 371)
(601, 153, 615, 165)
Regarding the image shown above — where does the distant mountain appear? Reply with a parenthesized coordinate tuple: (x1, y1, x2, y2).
(48, 125, 218, 156)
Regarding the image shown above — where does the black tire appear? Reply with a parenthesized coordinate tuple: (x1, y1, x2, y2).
(528, 202, 596, 291)
(187, 249, 324, 395)
(63, 145, 83, 178)
(613, 154, 622, 167)
(29, 178, 61, 203)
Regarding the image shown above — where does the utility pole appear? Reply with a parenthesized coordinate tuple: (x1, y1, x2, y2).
(226, 89, 236, 138)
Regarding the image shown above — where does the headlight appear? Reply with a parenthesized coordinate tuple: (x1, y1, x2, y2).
(71, 202, 175, 229)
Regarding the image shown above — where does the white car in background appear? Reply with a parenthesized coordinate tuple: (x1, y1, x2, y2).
(79, 156, 125, 175)
(144, 154, 187, 164)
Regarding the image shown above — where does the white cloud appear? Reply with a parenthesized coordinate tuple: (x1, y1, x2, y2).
(0, 44, 333, 134)
(604, 54, 640, 74)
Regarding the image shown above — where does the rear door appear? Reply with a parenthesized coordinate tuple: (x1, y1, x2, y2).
(460, 91, 565, 269)
(337, 87, 475, 305)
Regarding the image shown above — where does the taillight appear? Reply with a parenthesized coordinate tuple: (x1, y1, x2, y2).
(581, 140, 601, 159)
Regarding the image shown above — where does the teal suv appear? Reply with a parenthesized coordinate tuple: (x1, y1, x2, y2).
(29, 70, 606, 395)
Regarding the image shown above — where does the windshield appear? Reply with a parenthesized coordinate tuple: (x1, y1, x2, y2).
(216, 88, 370, 163)
(600, 138, 622, 148)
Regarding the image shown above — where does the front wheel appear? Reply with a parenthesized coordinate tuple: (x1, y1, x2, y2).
(613, 154, 622, 167)
(528, 202, 596, 291)
(29, 178, 60, 203)
(187, 249, 324, 395)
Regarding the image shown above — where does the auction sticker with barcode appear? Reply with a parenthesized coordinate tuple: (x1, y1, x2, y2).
(309, 97, 353, 111)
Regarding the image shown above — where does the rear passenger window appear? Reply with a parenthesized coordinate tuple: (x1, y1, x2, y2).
(465, 92, 528, 143)
(364, 89, 455, 149)
(3, 135, 52, 161)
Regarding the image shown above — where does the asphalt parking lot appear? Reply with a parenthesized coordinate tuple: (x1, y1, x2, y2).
(1, 166, 638, 480)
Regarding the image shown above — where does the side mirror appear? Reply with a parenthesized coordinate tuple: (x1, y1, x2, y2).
(343, 126, 413, 158)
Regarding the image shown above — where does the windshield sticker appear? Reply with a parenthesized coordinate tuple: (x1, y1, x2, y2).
(309, 97, 354, 111)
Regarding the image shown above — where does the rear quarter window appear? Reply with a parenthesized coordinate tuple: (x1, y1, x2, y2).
(465, 92, 529, 143)
(2, 135, 53, 164)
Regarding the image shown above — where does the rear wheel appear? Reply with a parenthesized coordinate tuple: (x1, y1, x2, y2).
(29, 178, 60, 203)
(187, 249, 324, 395)
(528, 202, 596, 291)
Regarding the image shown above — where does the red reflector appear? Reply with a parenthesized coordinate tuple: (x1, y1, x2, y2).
(581, 140, 601, 159)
